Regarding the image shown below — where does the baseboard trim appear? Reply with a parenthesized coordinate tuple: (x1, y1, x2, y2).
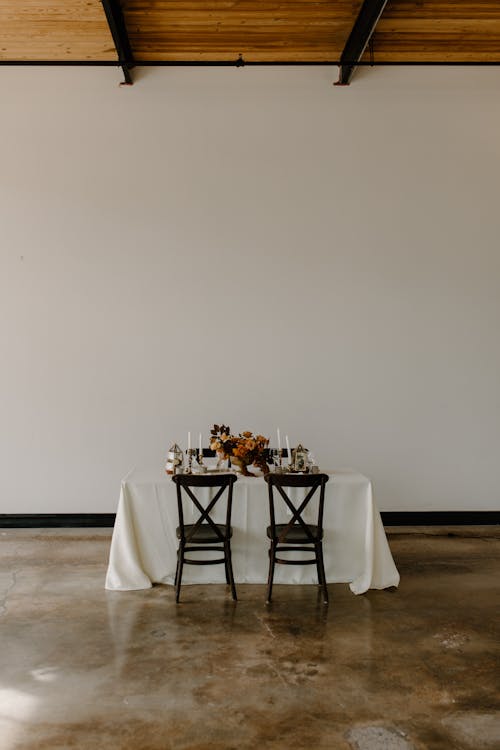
(0, 514, 116, 528)
(0, 511, 499, 528)
(381, 511, 500, 526)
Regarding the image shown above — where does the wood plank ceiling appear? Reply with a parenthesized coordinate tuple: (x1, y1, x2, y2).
(368, 1, 500, 63)
(122, 0, 364, 62)
(1, 0, 499, 67)
(0, 0, 116, 60)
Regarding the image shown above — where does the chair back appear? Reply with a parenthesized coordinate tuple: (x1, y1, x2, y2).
(264, 473, 329, 544)
(172, 474, 237, 544)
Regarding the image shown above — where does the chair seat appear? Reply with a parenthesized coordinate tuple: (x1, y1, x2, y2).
(267, 524, 323, 544)
(176, 523, 232, 543)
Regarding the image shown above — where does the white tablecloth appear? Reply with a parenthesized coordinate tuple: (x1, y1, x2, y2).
(105, 467, 400, 595)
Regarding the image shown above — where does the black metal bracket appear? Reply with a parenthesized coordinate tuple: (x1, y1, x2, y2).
(335, 0, 389, 86)
(101, 0, 135, 85)
(369, 37, 375, 67)
(236, 54, 245, 67)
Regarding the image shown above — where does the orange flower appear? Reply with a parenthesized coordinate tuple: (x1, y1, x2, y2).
(210, 425, 269, 467)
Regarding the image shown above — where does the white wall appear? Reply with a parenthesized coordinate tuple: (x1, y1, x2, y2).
(1, 65, 499, 513)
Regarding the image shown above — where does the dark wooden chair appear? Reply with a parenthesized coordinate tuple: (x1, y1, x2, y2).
(264, 473, 330, 604)
(172, 473, 238, 603)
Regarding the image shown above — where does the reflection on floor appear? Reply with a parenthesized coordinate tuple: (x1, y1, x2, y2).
(0, 527, 499, 750)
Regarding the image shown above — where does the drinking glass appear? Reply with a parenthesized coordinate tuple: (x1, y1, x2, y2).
(270, 449, 281, 471)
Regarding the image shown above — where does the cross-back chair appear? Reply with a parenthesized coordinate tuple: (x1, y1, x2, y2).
(264, 473, 330, 604)
(172, 473, 238, 603)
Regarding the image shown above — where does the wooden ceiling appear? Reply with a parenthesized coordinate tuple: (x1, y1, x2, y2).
(368, 1, 500, 63)
(122, 0, 364, 62)
(0, 0, 116, 60)
(1, 1, 500, 72)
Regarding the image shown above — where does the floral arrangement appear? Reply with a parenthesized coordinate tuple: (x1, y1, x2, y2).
(210, 424, 269, 475)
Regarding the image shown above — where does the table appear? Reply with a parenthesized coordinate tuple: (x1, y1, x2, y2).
(105, 467, 400, 595)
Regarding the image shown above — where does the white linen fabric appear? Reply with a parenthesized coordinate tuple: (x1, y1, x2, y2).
(105, 467, 400, 595)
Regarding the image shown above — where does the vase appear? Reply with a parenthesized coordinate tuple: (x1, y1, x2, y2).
(231, 456, 270, 476)
(230, 456, 252, 476)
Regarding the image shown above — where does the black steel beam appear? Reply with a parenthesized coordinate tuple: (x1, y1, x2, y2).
(100, 0, 135, 84)
(336, 0, 389, 85)
(1, 60, 500, 67)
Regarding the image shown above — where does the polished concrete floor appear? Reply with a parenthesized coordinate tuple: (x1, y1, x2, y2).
(1, 528, 499, 750)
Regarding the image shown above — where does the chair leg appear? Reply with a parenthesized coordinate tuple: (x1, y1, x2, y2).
(225, 542, 237, 601)
(317, 544, 328, 604)
(266, 543, 276, 604)
(315, 543, 323, 588)
(224, 547, 231, 585)
(175, 546, 184, 603)
(174, 548, 181, 587)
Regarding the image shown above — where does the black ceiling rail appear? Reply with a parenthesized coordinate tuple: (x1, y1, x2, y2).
(100, 0, 135, 84)
(1, 60, 500, 67)
(335, 0, 389, 85)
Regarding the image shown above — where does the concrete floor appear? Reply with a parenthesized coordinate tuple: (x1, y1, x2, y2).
(1, 528, 499, 750)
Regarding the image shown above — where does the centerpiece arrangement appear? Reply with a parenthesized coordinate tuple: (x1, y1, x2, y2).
(210, 424, 270, 476)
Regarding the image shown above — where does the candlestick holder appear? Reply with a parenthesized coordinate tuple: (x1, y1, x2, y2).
(185, 448, 197, 474)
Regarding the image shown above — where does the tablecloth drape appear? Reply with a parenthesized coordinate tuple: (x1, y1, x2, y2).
(105, 467, 400, 595)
